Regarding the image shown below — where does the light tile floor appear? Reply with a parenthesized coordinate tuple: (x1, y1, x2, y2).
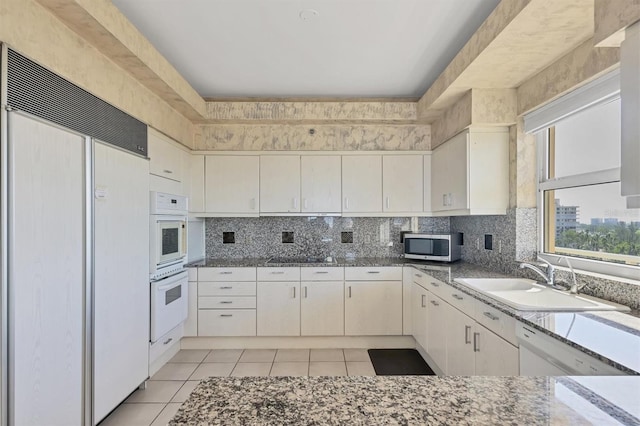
(99, 348, 376, 426)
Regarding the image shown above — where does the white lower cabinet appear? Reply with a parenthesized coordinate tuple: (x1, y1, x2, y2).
(345, 281, 402, 335)
(300, 281, 344, 336)
(411, 282, 428, 350)
(257, 281, 301, 336)
(473, 323, 520, 375)
(444, 302, 475, 375)
(426, 292, 447, 372)
(411, 267, 519, 376)
(197, 267, 257, 336)
(198, 310, 256, 336)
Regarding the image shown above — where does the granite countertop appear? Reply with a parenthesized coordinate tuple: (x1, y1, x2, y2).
(409, 262, 640, 375)
(185, 257, 640, 375)
(185, 257, 410, 268)
(170, 376, 640, 425)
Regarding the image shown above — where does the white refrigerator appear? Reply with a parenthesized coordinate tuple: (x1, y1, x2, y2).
(6, 111, 149, 425)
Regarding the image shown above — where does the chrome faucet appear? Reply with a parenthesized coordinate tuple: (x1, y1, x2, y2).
(519, 259, 555, 286)
(557, 256, 580, 294)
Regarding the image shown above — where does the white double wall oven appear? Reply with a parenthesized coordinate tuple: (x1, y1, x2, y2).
(149, 191, 189, 344)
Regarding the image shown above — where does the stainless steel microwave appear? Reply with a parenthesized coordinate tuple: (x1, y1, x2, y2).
(403, 233, 462, 262)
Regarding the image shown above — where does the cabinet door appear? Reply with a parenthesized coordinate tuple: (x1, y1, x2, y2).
(342, 155, 382, 213)
(426, 293, 447, 372)
(447, 132, 468, 211)
(185, 154, 205, 212)
(257, 282, 300, 336)
(301, 156, 342, 213)
(411, 283, 428, 350)
(300, 281, 344, 336)
(184, 281, 198, 337)
(430, 143, 449, 212)
(444, 303, 475, 375)
(431, 132, 468, 212)
(423, 155, 432, 212)
(382, 155, 423, 212)
(344, 281, 402, 335)
(205, 156, 259, 214)
(474, 324, 519, 376)
(148, 129, 183, 182)
(260, 155, 301, 213)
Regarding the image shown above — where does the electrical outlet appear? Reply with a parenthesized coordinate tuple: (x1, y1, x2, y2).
(498, 240, 502, 254)
(364, 234, 371, 244)
(475, 238, 480, 250)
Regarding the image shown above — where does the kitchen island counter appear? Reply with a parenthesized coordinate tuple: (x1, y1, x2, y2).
(170, 375, 640, 425)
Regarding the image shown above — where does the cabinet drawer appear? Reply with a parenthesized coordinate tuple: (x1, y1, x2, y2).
(199, 296, 256, 309)
(187, 267, 198, 282)
(442, 285, 475, 315)
(474, 300, 517, 346)
(257, 267, 301, 281)
(199, 282, 256, 296)
(149, 324, 183, 364)
(345, 266, 402, 281)
(198, 310, 256, 336)
(198, 267, 256, 282)
(300, 267, 344, 281)
(411, 269, 429, 289)
(421, 275, 447, 299)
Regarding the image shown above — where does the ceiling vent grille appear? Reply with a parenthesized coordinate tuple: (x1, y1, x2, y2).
(6, 48, 147, 157)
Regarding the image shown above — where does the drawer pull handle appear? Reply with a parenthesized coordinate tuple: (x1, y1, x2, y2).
(452, 294, 464, 300)
(220, 301, 233, 304)
(271, 271, 285, 275)
(219, 286, 233, 289)
(220, 314, 233, 317)
(163, 337, 173, 345)
(430, 300, 439, 307)
(220, 271, 233, 275)
(304, 286, 308, 298)
(473, 332, 480, 352)
(367, 271, 380, 274)
(348, 286, 352, 298)
(421, 294, 426, 307)
(315, 271, 329, 274)
(414, 273, 423, 278)
(292, 287, 296, 298)
(483, 312, 499, 321)
(163, 169, 173, 174)
(464, 325, 471, 344)
(430, 282, 439, 287)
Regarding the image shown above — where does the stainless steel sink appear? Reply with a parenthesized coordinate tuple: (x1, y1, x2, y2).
(454, 278, 629, 312)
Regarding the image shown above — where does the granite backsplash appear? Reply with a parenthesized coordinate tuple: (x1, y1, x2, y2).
(205, 216, 450, 260)
(203, 209, 639, 309)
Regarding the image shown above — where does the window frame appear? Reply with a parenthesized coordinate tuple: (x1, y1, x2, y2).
(536, 122, 639, 282)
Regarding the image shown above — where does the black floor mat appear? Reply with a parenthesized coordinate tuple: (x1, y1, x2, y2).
(367, 349, 436, 375)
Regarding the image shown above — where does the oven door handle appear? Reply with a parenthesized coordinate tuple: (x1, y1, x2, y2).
(157, 282, 182, 291)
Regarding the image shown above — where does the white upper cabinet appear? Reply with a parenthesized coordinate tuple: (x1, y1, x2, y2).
(205, 156, 260, 215)
(148, 128, 183, 182)
(382, 155, 423, 213)
(431, 127, 509, 215)
(423, 154, 432, 212)
(301, 156, 342, 213)
(260, 155, 301, 213)
(342, 155, 383, 215)
(184, 153, 204, 212)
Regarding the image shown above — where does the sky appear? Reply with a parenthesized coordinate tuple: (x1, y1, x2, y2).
(553, 99, 640, 224)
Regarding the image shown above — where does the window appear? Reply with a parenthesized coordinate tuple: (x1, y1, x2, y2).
(537, 97, 640, 280)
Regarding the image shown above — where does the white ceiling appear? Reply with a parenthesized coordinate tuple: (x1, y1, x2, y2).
(112, 0, 500, 99)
